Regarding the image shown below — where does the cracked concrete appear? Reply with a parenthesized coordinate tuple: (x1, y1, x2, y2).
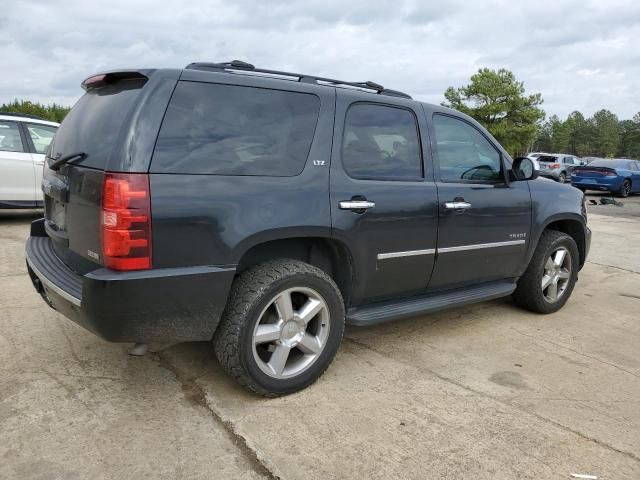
(1, 201, 640, 479)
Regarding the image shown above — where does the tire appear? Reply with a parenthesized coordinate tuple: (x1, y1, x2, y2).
(213, 259, 345, 397)
(512, 230, 579, 314)
(617, 180, 631, 198)
(558, 172, 567, 183)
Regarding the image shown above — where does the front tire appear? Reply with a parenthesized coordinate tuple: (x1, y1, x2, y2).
(513, 230, 579, 314)
(214, 259, 345, 397)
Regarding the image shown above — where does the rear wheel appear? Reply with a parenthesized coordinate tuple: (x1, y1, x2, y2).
(513, 230, 579, 314)
(214, 259, 345, 397)
(558, 172, 567, 183)
(617, 180, 631, 198)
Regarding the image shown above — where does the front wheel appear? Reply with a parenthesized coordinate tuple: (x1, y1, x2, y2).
(512, 230, 579, 314)
(214, 259, 345, 397)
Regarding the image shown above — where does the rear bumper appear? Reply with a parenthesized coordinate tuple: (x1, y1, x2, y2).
(571, 176, 623, 192)
(26, 233, 236, 343)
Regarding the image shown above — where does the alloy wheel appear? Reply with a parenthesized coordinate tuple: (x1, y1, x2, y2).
(541, 247, 572, 303)
(252, 287, 330, 379)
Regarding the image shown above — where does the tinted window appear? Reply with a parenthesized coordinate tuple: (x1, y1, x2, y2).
(433, 115, 502, 183)
(26, 124, 57, 154)
(152, 82, 320, 176)
(52, 78, 146, 169)
(628, 161, 638, 171)
(0, 121, 24, 153)
(342, 104, 422, 180)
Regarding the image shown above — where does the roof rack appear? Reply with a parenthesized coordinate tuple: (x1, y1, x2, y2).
(185, 60, 412, 99)
(0, 111, 47, 121)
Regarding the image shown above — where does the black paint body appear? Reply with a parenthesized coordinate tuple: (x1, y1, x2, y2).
(25, 66, 591, 342)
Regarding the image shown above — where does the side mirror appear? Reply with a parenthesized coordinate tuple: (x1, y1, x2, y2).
(511, 157, 539, 181)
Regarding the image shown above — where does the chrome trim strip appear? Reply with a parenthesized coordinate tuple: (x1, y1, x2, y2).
(438, 239, 525, 253)
(26, 255, 82, 307)
(377, 248, 436, 260)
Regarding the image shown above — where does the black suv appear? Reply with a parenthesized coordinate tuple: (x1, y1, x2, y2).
(26, 61, 591, 396)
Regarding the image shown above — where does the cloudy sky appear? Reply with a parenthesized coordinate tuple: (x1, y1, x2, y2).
(2, 0, 639, 119)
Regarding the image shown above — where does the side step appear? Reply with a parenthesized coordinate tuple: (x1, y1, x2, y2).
(346, 280, 516, 327)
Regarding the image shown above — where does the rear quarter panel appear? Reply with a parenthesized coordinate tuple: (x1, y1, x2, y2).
(149, 73, 336, 268)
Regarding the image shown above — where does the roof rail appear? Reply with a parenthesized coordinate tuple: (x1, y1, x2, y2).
(0, 111, 47, 121)
(185, 60, 412, 99)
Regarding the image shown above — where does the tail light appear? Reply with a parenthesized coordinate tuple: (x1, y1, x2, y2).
(550, 163, 561, 169)
(603, 171, 617, 176)
(101, 173, 152, 270)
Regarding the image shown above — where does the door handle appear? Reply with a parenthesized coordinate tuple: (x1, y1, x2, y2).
(34, 161, 45, 166)
(339, 200, 375, 211)
(444, 201, 472, 210)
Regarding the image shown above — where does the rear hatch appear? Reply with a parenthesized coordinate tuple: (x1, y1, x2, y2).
(42, 70, 175, 274)
(537, 155, 559, 170)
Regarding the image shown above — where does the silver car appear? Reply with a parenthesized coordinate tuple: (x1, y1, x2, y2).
(537, 153, 584, 183)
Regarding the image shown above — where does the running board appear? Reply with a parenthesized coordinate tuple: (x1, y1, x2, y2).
(346, 280, 516, 326)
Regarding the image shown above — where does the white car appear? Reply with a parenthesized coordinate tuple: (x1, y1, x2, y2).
(0, 113, 59, 208)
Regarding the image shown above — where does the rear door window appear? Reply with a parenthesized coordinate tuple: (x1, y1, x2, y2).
(341, 103, 422, 181)
(152, 82, 320, 176)
(26, 124, 57, 154)
(0, 121, 25, 152)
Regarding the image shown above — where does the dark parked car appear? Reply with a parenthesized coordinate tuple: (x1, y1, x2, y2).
(571, 158, 640, 197)
(26, 61, 591, 396)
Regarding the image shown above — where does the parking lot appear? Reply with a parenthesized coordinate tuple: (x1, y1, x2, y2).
(1, 193, 639, 479)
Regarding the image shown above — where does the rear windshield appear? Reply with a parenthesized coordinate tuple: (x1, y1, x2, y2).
(151, 81, 320, 176)
(538, 155, 558, 162)
(50, 79, 146, 169)
(588, 159, 631, 168)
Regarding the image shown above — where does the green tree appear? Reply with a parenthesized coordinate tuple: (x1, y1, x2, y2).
(591, 109, 619, 157)
(549, 114, 570, 152)
(442, 68, 545, 156)
(533, 120, 553, 152)
(617, 113, 640, 159)
(0, 99, 71, 123)
(566, 111, 592, 156)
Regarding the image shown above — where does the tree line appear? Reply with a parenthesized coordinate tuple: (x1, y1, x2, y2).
(442, 68, 640, 159)
(532, 110, 640, 159)
(1, 99, 71, 123)
(3, 70, 640, 160)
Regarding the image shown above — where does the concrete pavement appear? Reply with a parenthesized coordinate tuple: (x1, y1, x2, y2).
(1, 208, 639, 479)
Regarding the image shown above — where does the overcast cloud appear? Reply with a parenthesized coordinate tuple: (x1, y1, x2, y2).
(2, 0, 639, 119)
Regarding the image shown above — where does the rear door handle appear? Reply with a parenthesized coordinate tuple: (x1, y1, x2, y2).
(444, 201, 472, 210)
(339, 200, 375, 211)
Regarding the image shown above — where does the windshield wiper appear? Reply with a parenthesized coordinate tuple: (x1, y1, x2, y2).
(49, 152, 87, 171)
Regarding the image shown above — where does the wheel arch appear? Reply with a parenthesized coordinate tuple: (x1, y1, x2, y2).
(235, 236, 355, 306)
(540, 216, 587, 268)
